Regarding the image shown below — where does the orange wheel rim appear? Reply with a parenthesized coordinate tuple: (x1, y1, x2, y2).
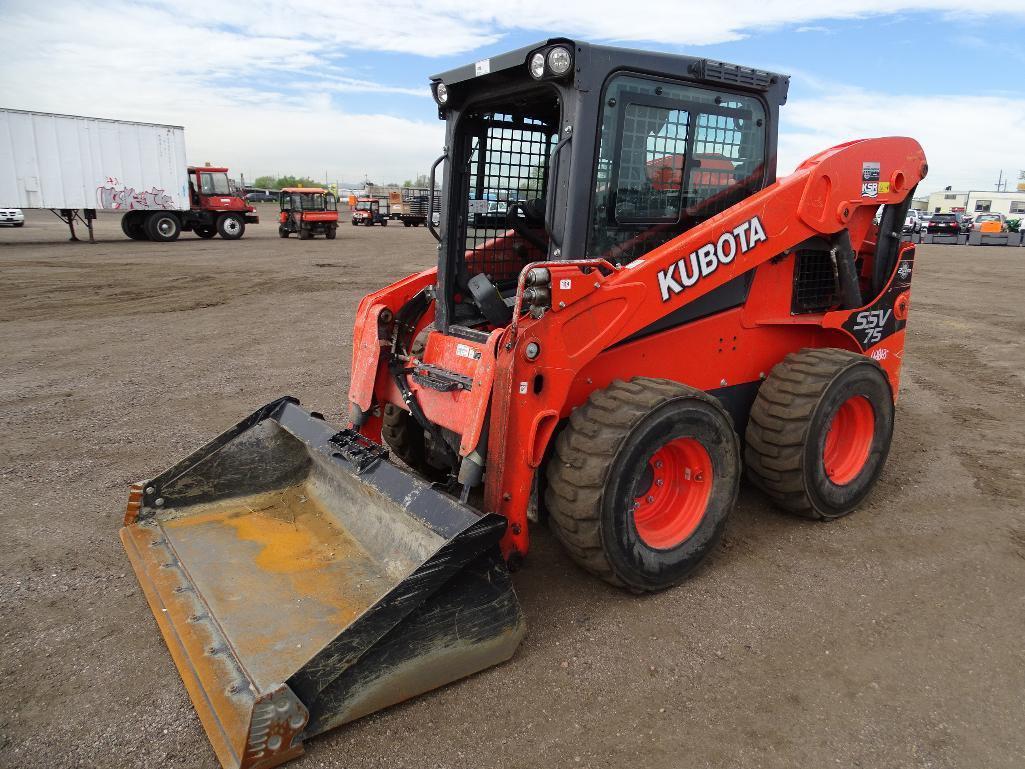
(632, 438, 713, 549)
(823, 395, 875, 485)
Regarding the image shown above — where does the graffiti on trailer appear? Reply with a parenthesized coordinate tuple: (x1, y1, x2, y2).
(96, 177, 176, 210)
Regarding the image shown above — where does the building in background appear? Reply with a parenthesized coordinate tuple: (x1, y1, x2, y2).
(925, 189, 1025, 217)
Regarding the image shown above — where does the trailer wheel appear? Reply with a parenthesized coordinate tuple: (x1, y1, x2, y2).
(546, 378, 740, 592)
(403, 221, 411, 227)
(121, 212, 148, 240)
(145, 212, 181, 242)
(217, 214, 245, 240)
(195, 226, 217, 239)
(745, 348, 894, 520)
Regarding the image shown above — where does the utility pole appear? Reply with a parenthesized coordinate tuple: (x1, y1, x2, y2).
(996, 169, 1005, 192)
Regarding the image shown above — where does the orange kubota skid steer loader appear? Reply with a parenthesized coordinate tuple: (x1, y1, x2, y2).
(121, 38, 926, 769)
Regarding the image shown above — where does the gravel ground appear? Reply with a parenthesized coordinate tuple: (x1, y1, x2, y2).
(1, 208, 1023, 769)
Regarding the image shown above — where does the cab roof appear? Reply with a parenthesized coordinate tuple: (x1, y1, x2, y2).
(281, 187, 327, 194)
(430, 37, 789, 101)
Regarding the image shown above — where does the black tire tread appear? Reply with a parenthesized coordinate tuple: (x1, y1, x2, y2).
(745, 347, 881, 519)
(545, 377, 728, 589)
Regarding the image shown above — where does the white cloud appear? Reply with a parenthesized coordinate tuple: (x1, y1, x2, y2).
(779, 81, 1025, 192)
(0, 0, 1022, 187)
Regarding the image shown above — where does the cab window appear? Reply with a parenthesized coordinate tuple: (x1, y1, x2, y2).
(199, 172, 230, 196)
(588, 74, 767, 263)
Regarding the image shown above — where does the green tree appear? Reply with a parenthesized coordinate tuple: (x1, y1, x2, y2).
(251, 175, 321, 189)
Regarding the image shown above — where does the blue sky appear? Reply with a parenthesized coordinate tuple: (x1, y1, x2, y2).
(2, 1, 1024, 192)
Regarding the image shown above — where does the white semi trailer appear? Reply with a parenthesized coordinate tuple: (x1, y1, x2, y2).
(0, 108, 257, 242)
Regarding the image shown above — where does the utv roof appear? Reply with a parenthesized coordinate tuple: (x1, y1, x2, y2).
(430, 38, 789, 99)
(281, 187, 327, 193)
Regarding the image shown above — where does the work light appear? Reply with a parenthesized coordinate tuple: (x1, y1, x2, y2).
(547, 46, 572, 75)
(529, 52, 546, 79)
(435, 82, 449, 104)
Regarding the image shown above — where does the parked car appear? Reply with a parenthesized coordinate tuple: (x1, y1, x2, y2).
(0, 207, 25, 227)
(902, 210, 926, 233)
(972, 212, 1008, 232)
(926, 212, 964, 236)
(246, 190, 277, 203)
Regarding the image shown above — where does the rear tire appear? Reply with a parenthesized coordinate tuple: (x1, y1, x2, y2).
(545, 378, 741, 592)
(325, 226, 337, 240)
(195, 226, 217, 239)
(217, 214, 245, 239)
(145, 211, 181, 242)
(278, 226, 289, 238)
(745, 348, 894, 520)
(299, 227, 312, 240)
(121, 212, 148, 240)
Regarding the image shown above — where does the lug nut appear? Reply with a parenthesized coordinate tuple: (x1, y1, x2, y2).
(524, 341, 541, 360)
(646, 495, 655, 503)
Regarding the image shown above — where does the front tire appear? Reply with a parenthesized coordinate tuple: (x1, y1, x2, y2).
(546, 378, 741, 592)
(145, 211, 181, 242)
(745, 348, 894, 519)
(217, 213, 245, 239)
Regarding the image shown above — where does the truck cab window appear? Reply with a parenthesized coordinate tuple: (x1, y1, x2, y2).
(200, 172, 230, 196)
(588, 74, 767, 263)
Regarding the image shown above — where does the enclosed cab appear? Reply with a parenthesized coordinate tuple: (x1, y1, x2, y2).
(351, 198, 388, 226)
(278, 188, 339, 239)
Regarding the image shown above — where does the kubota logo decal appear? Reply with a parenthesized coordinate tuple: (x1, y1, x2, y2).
(657, 216, 767, 302)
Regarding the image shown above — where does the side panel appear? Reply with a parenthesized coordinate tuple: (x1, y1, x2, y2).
(0, 108, 189, 210)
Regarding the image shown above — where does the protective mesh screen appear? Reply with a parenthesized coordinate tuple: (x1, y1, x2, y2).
(460, 113, 556, 283)
(793, 248, 840, 312)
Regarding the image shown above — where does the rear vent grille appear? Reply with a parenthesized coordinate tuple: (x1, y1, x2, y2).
(695, 60, 775, 90)
(793, 248, 840, 313)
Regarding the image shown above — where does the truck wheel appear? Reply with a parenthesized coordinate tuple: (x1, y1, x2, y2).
(278, 226, 289, 238)
(745, 348, 894, 520)
(325, 226, 337, 240)
(546, 378, 740, 592)
(121, 212, 148, 240)
(145, 212, 181, 242)
(217, 214, 245, 239)
(195, 226, 217, 239)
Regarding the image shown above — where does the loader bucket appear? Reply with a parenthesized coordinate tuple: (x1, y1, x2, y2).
(120, 397, 525, 769)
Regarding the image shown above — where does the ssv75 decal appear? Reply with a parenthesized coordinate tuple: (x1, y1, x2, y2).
(657, 216, 767, 302)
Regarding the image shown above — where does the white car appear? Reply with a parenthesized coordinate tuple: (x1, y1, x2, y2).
(0, 208, 25, 227)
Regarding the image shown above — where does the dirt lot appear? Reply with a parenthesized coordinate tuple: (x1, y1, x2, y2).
(1, 208, 1023, 769)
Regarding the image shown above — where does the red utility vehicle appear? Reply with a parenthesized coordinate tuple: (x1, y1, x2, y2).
(120, 165, 258, 241)
(278, 188, 339, 239)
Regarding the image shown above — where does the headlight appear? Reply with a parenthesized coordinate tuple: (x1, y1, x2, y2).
(547, 46, 572, 75)
(435, 82, 448, 104)
(529, 52, 545, 80)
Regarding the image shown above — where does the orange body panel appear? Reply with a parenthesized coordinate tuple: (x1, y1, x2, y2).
(348, 137, 927, 561)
